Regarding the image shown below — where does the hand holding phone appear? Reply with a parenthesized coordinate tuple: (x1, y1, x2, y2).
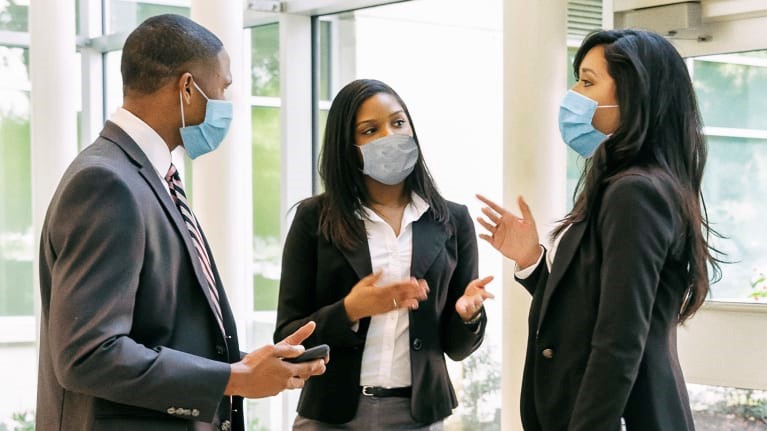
(283, 344, 330, 363)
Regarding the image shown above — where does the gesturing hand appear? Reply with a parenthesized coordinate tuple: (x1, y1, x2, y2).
(343, 272, 429, 323)
(455, 276, 495, 321)
(476, 194, 542, 268)
(224, 321, 327, 399)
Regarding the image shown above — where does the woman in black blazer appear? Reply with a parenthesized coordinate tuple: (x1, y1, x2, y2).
(274, 79, 494, 430)
(477, 30, 721, 431)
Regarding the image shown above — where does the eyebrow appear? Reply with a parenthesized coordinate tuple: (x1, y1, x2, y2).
(580, 67, 598, 78)
(355, 110, 405, 128)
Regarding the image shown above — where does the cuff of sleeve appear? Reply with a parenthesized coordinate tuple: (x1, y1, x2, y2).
(462, 308, 484, 333)
(514, 245, 545, 279)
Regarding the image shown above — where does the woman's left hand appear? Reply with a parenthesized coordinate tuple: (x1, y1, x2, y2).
(455, 276, 495, 321)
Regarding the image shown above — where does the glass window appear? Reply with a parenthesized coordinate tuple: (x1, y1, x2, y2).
(694, 55, 767, 130)
(0, 0, 28, 32)
(691, 51, 767, 302)
(106, 1, 190, 34)
(316, 2, 503, 428)
(703, 134, 767, 302)
(251, 105, 281, 311)
(247, 23, 283, 430)
(250, 23, 282, 313)
(0, 46, 31, 316)
(251, 23, 279, 97)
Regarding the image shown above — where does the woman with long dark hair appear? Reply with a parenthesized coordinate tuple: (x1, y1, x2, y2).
(275, 79, 494, 430)
(477, 29, 721, 430)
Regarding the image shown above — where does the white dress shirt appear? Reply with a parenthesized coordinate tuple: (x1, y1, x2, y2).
(109, 107, 173, 196)
(358, 193, 430, 389)
(515, 224, 570, 279)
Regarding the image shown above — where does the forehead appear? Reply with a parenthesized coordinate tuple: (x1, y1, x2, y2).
(357, 92, 404, 118)
(209, 49, 232, 83)
(580, 44, 608, 74)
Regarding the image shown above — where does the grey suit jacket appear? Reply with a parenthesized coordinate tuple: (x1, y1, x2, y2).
(36, 121, 244, 431)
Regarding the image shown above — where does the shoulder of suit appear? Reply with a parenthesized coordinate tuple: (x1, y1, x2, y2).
(605, 167, 676, 200)
(445, 200, 470, 219)
(602, 168, 679, 222)
(293, 194, 326, 225)
(59, 138, 132, 183)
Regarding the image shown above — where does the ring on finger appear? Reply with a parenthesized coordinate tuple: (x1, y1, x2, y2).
(393, 298, 398, 310)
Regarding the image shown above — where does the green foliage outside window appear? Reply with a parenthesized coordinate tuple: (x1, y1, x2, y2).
(0, 1, 27, 32)
(0, 46, 32, 316)
(252, 24, 280, 98)
(251, 106, 281, 311)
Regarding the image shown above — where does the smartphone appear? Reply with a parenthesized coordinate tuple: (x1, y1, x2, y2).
(283, 344, 330, 363)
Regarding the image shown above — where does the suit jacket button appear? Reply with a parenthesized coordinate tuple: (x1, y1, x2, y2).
(412, 338, 423, 351)
(542, 348, 554, 359)
(216, 345, 225, 356)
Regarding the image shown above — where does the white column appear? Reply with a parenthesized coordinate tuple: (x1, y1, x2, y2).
(79, 0, 105, 147)
(502, 2, 568, 431)
(602, 0, 615, 30)
(190, 2, 253, 329)
(29, 0, 78, 345)
(278, 14, 313, 235)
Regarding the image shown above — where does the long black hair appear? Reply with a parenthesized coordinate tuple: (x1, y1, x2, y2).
(317, 79, 448, 250)
(556, 29, 722, 323)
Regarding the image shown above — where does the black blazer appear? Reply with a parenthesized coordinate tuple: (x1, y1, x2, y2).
(37, 121, 244, 431)
(274, 195, 487, 424)
(517, 170, 695, 431)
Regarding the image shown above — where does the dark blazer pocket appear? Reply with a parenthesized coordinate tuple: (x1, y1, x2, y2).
(93, 416, 192, 431)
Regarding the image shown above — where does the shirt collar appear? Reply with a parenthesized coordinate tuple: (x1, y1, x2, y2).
(109, 107, 173, 179)
(359, 192, 431, 225)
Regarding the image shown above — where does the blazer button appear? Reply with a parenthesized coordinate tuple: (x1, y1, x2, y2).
(215, 345, 225, 356)
(542, 348, 554, 359)
(412, 338, 423, 351)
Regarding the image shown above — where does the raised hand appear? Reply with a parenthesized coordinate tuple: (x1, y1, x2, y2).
(455, 276, 495, 321)
(343, 272, 430, 323)
(476, 194, 542, 268)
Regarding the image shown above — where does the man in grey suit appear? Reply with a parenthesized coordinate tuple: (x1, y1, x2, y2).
(36, 14, 325, 431)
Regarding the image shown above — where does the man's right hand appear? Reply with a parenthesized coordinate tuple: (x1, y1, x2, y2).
(224, 321, 326, 398)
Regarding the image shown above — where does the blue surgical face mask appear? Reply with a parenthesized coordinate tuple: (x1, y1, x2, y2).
(357, 134, 419, 185)
(179, 80, 233, 159)
(558, 90, 618, 158)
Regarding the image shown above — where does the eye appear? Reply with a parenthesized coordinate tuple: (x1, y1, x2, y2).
(361, 127, 377, 136)
(393, 119, 406, 128)
(581, 79, 593, 88)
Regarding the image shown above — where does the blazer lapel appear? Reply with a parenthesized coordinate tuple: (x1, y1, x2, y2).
(536, 220, 587, 332)
(101, 122, 225, 328)
(338, 221, 373, 280)
(337, 221, 373, 335)
(411, 213, 450, 279)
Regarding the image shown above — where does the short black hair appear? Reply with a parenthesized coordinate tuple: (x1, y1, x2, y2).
(121, 14, 223, 94)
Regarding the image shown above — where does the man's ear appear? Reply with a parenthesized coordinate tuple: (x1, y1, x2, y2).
(177, 72, 194, 104)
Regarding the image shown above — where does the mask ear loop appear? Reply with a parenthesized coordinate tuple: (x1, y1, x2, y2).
(192, 80, 210, 100)
(179, 90, 187, 128)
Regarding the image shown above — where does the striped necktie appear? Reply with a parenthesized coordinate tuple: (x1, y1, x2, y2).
(165, 164, 226, 336)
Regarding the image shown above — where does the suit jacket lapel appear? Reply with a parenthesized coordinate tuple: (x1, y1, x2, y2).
(536, 220, 587, 332)
(337, 220, 374, 335)
(100, 121, 225, 327)
(338, 220, 373, 280)
(411, 213, 449, 279)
